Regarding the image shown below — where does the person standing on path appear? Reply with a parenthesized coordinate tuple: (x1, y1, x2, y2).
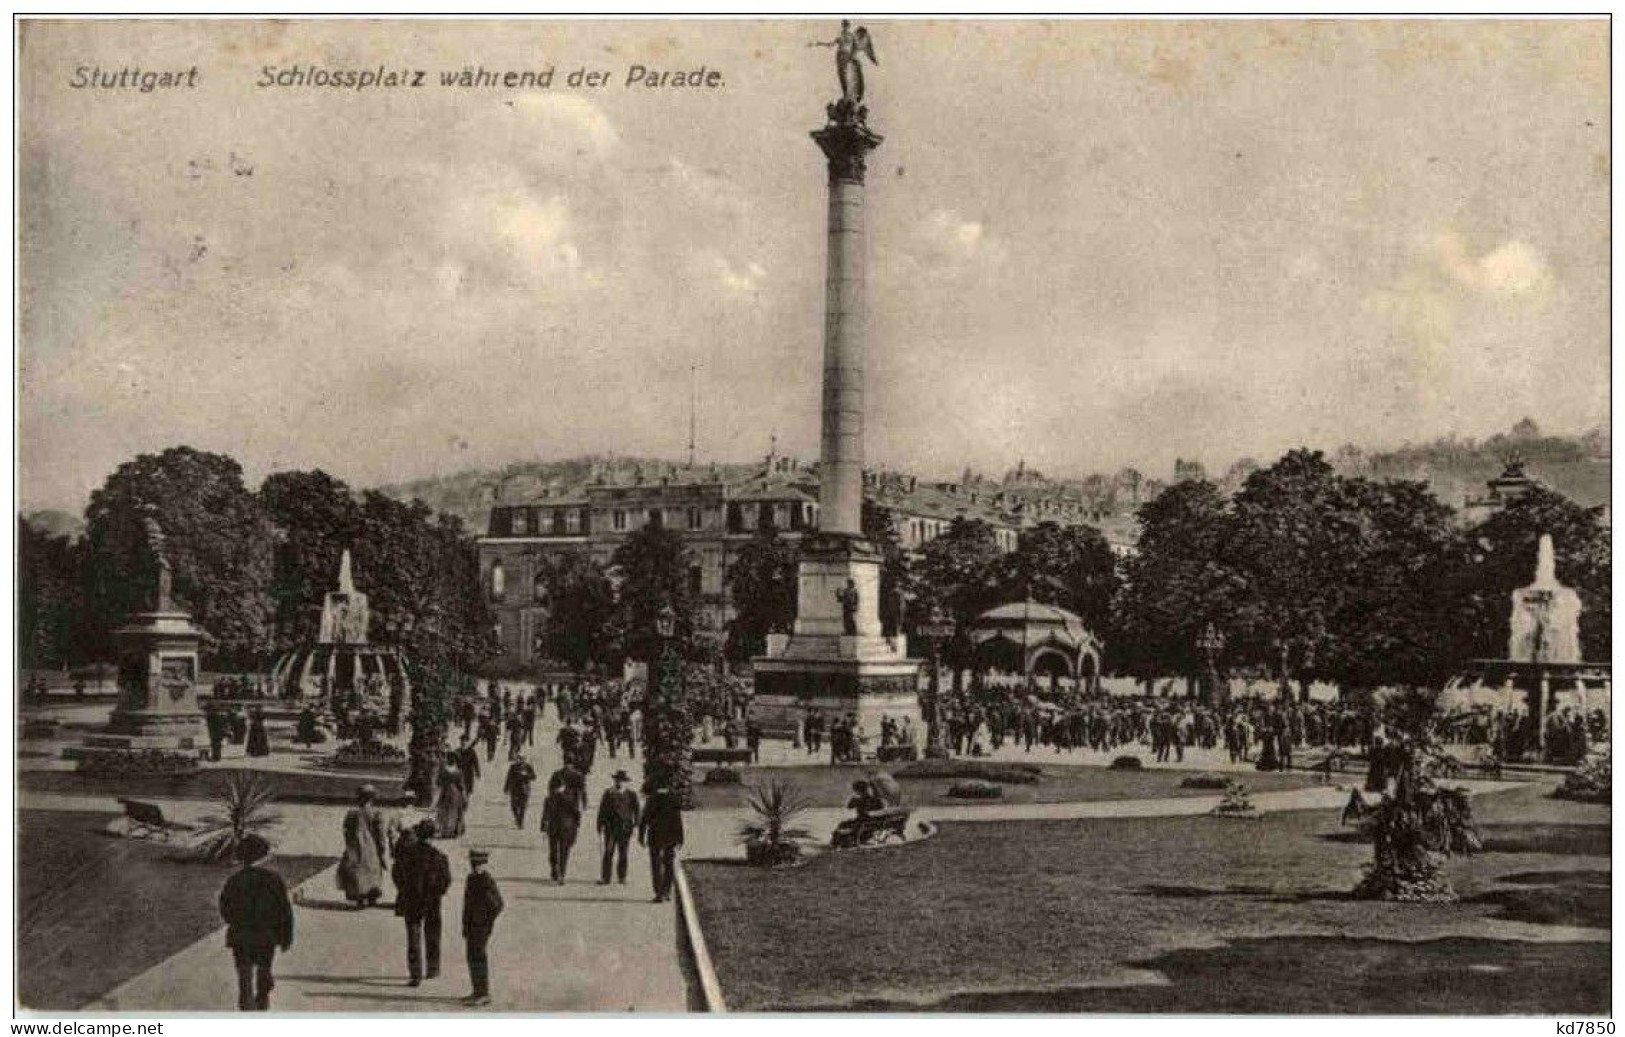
(456, 736, 482, 796)
(217, 834, 294, 1011)
(638, 780, 685, 903)
(435, 762, 468, 839)
(596, 769, 640, 885)
(540, 774, 582, 883)
(337, 784, 390, 909)
(246, 706, 271, 758)
(392, 819, 451, 987)
(461, 849, 504, 1007)
(502, 754, 537, 829)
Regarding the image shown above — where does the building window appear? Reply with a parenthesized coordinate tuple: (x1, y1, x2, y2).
(774, 503, 790, 529)
(688, 564, 703, 598)
(613, 509, 626, 532)
(687, 506, 702, 531)
(566, 509, 582, 534)
(533, 571, 547, 603)
(757, 504, 773, 531)
(648, 508, 663, 530)
(490, 562, 506, 602)
(552, 509, 566, 536)
(510, 511, 526, 536)
(726, 503, 744, 533)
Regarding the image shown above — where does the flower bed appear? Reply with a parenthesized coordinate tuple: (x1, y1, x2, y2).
(947, 779, 1003, 800)
(1553, 751, 1610, 805)
(1110, 755, 1143, 770)
(704, 766, 743, 785)
(73, 747, 200, 777)
(1179, 773, 1229, 789)
(328, 740, 407, 770)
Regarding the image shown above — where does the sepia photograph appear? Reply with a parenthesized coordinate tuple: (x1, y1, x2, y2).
(13, 14, 1613, 1017)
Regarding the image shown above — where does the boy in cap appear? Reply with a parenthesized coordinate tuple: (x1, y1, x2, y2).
(217, 834, 294, 1011)
(462, 849, 504, 1006)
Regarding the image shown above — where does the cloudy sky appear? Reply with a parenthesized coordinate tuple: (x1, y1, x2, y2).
(19, 18, 1609, 513)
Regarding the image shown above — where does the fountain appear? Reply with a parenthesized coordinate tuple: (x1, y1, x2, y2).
(268, 550, 410, 707)
(1446, 533, 1610, 753)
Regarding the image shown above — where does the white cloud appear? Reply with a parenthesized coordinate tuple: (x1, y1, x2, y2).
(906, 208, 1008, 275)
(1431, 231, 1552, 297)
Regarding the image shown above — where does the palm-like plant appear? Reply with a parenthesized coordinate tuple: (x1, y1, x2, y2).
(738, 779, 814, 866)
(1354, 687, 1481, 902)
(193, 771, 282, 862)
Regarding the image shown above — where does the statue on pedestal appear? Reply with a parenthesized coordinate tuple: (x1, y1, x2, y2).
(811, 19, 878, 113)
(140, 503, 175, 612)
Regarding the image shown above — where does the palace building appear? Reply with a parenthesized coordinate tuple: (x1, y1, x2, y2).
(475, 453, 1127, 669)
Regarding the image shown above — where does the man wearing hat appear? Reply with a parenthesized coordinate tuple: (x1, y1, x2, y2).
(461, 849, 504, 1007)
(638, 778, 685, 903)
(502, 753, 538, 829)
(595, 769, 640, 885)
(217, 834, 294, 1011)
(391, 818, 451, 986)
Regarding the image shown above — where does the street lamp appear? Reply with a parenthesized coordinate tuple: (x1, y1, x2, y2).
(1197, 622, 1226, 705)
(916, 605, 956, 759)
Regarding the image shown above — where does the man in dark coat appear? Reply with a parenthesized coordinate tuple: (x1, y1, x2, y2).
(540, 775, 582, 883)
(205, 708, 228, 762)
(392, 818, 452, 986)
(455, 736, 481, 796)
(638, 780, 685, 903)
(596, 770, 640, 885)
(217, 834, 294, 1011)
(461, 849, 504, 1006)
(502, 754, 537, 829)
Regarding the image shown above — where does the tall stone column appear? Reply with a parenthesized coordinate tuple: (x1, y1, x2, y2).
(811, 113, 881, 536)
(751, 98, 921, 742)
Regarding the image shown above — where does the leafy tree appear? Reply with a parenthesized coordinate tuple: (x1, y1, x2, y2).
(18, 516, 86, 670)
(533, 551, 617, 670)
(724, 525, 799, 662)
(82, 447, 275, 668)
(258, 469, 362, 652)
(1114, 479, 1243, 682)
(350, 491, 498, 673)
(998, 521, 1119, 636)
(1447, 484, 1611, 665)
(1227, 450, 1366, 698)
(611, 525, 696, 664)
(915, 517, 1003, 690)
(1319, 478, 1465, 690)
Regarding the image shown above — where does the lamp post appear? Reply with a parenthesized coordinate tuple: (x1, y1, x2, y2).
(917, 605, 956, 759)
(644, 602, 694, 807)
(1197, 622, 1226, 705)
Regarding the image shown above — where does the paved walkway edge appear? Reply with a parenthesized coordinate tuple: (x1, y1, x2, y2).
(674, 862, 727, 1013)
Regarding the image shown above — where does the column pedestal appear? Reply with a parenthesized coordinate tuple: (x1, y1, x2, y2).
(85, 611, 207, 753)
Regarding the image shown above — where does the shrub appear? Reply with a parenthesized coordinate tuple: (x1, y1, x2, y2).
(895, 759, 1042, 784)
(946, 779, 1003, 799)
(1554, 750, 1610, 805)
(194, 771, 282, 862)
(1179, 773, 1229, 789)
(738, 779, 813, 867)
(1110, 755, 1143, 770)
(1210, 781, 1258, 816)
(704, 766, 743, 785)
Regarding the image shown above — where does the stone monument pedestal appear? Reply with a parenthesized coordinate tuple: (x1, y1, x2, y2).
(99, 609, 207, 751)
(753, 534, 922, 737)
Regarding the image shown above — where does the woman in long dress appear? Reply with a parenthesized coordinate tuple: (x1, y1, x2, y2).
(434, 763, 467, 838)
(336, 784, 390, 908)
(245, 708, 271, 757)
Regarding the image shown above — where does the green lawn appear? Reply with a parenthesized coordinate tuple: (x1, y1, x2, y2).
(18, 810, 334, 1009)
(686, 783, 1610, 1013)
(690, 761, 1321, 809)
(19, 765, 408, 806)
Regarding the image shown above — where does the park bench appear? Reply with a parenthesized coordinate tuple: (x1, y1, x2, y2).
(691, 747, 754, 768)
(830, 806, 912, 849)
(118, 798, 194, 841)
